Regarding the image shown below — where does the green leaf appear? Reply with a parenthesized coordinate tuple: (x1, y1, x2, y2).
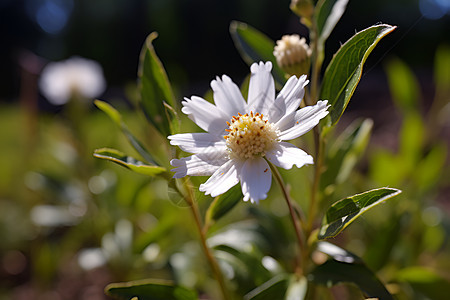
(396, 267, 450, 300)
(385, 57, 420, 112)
(321, 118, 373, 194)
(94, 100, 157, 165)
(94, 148, 166, 177)
(205, 185, 242, 225)
(105, 279, 198, 300)
(318, 187, 402, 239)
(315, 0, 349, 43)
(316, 241, 363, 264)
(230, 21, 286, 87)
(320, 24, 396, 125)
(95, 99, 122, 125)
(138, 32, 176, 137)
(310, 259, 393, 299)
(244, 275, 289, 300)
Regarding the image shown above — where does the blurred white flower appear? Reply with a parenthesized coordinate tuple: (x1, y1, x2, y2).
(169, 61, 329, 204)
(39, 56, 106, 105)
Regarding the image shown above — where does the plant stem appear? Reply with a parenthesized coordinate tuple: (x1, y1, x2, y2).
(305, 13, 326, 236)
(179, 180, 231, 300)
(267, 161, 305, 275)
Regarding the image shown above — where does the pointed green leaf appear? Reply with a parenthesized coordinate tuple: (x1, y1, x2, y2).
(95, 99, 122, 125)
(320, 24, 396, 125)
(138, 32, 176, 137)
(315, 0, 349, 43)
(105, 279, 198, 300)
(318, 187, 402, 239)
(244, 275, 289, 300)
(205, 184, 242, 225)
(94, 148, 166, 177)
(230, 21, 286, 86)
(310, 259, 393, 299)
(94, 100, 157, 165)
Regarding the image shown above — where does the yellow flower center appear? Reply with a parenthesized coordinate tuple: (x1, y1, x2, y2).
(224, 112, 279, 160)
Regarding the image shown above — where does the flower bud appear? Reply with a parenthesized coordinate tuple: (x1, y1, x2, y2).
(290, 0, 314, 24)
(273, 35, 312, 77)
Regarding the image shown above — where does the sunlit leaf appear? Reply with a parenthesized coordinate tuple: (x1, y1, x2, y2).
(396, 267, 450, 300)
(138, 32, 176, 137)
(318, 188, 402, 239)
(320, 24, 396, 125)
(244, 275, 289, 300)
(310, 259, 393, 299)
(316, 241, 363, 264)
(315, 0, 349, 43)
(94, 148, 166, 177)
(230, 21, 286, 86)
(105, 279, 198, 300)
(205, 185, 242, 225)
(94, 100, 157, 165)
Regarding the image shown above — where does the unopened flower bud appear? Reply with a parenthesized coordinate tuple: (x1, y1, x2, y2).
(290, 0, 314, 24)
(273, 35, 312, 77)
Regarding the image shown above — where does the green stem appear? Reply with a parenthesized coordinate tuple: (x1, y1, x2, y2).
(177, 180, 231, 300)
(305, 10, 326, 236)
(308, 15, 324, 106)
(267, 161, 305, 275)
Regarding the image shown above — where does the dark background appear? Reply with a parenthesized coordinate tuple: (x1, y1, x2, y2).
(1, 0, 449, 104)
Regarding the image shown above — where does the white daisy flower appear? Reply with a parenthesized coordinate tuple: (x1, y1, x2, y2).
(169, 61, 329, 204)
(39, 56, 106, 105)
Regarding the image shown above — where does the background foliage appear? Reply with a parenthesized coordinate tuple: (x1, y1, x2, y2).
(0, 0, 449, 299)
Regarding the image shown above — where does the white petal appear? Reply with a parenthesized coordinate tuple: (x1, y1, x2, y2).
(199, 160, 241, 197)
(247, 62, 275, 115)
(211, 75, 247, 116)
(268, 76, 297, 122)
(181, 96, 229, 134)
(168, 133, 226, 153)
(270, 75, 308, 123)
(240, 158, 271, 204)
(170, 150, 229, 178)
(266, 142, 313, 170)
(277, 100, 329, 141)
